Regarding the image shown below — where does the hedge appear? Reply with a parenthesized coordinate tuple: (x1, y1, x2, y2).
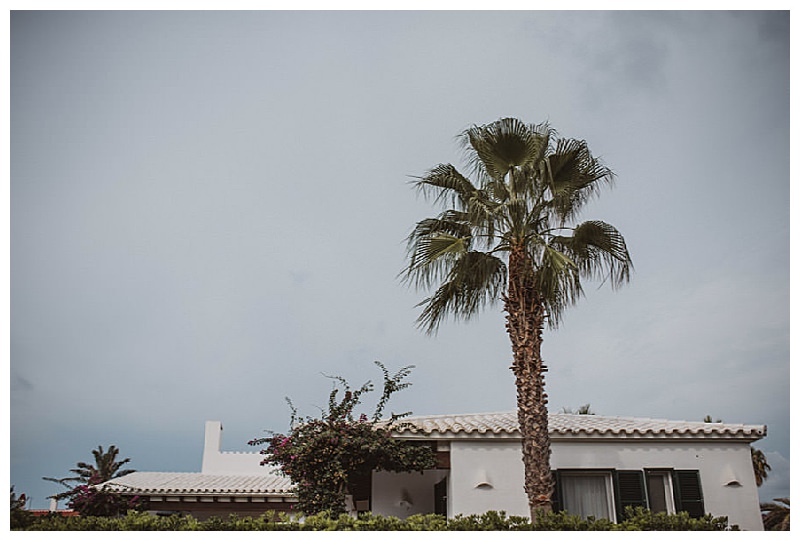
(14, 508, 739, 531)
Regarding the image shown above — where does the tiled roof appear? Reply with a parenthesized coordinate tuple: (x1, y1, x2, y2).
(98, 471, 294, 496)
(387, 411, 766, 441)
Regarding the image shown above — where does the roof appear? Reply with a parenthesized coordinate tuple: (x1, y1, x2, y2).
(387, 411, 767, 442)
(98, 471, 294, 497)
(29, 510, 80, 517)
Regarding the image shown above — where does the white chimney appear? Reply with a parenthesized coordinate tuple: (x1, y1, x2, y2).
(201, 421, 223, 473)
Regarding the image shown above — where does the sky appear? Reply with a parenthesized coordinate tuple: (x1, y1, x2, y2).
(7, 8, 791, 511)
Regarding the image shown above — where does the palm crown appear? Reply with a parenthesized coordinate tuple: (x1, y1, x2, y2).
(71, 445, 135, 484)
(44, 445, 135, 500)
(404, 118, 632, 332)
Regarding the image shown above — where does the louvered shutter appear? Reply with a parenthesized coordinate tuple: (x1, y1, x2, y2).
(672, 470, 705, 518)
(614, 470, 647, 520)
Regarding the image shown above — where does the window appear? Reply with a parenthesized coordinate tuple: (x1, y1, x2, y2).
(559, 472, 615, 521)
(553, 469, 704, 522)
(645, 471, 675, 514)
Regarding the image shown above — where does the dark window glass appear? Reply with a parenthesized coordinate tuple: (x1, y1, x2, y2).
(647, 473, 668, 513)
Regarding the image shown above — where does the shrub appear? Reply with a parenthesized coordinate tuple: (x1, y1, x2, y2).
(619, 506, 738, 531)
(248, 362, 437, 516)
(10, 486, 34, 529)
(66, 484, 147, 517)
(14, 508, 741, 531)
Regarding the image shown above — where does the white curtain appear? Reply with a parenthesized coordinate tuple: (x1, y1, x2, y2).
(561, 475, 611, 520)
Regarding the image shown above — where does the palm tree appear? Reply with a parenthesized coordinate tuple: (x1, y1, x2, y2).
(44, 445, 135, 500)
(751, 447, 771, 487)
(403, 118, 632, 518)
(761, 497, 789, 531)
(561, 403, 594, 415)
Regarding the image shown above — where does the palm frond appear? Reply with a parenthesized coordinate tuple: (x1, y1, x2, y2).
(502, 197, 532, 241)
(751, 447, 771, 487)
(546, 138, 615, 222)
(413, 164, 480, 209)
(460, 118, 543, 184)
(532, 244, 582, 327)
(550, 220, 632, 288)
(404, 231, 470, 289)
(407, 212, 472, 247)
(459, 119, 556, 207)
(761, 498, 790, 531)
(416, 251, 507, 333)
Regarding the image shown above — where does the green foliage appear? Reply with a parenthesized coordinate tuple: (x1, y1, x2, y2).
(403, 117, 632, 333)
(248, 362, 437, 516)
(15, 508, 740, 531)
(66, 484, 147, 517)
(560, 403, 594, 414)
(761, 497, 790, 531)
(530, 510, 617, 530)
(750, 447, 771, 487)
(44, 444, 136, 502)
(10, 486, 34, 529)
(617, 506, 738, 531)
(447, 510, 531, 530)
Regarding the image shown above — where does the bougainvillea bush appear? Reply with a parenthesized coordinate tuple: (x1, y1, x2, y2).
(66, 484, 146, 517)
(249, 362, 437, 516)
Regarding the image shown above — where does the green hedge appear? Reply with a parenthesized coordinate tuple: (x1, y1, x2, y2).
(14, 508, 739, 531)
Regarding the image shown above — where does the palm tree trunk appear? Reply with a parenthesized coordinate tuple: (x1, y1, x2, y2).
(504, 246, 553, 521)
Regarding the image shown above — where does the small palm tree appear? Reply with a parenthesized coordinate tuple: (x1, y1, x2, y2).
(404, 118, 632, 518)
(561, 404, 594, 415)
(44, 445, 135, 500)
(10, 486, 27, 511)
(751, 447, 771, 487)
(761, 497, 790, 531)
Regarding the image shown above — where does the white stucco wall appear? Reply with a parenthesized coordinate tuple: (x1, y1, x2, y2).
(449, 440, 529, 518)
(372, 470, 448, 519)
(198, 420, 762, 529)
(201, 421, 265, 475)
(550, 439, 763, 531)
(373, 438, 763, 531)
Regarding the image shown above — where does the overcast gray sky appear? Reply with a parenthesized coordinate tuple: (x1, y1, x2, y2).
(9, 9, 790, 509)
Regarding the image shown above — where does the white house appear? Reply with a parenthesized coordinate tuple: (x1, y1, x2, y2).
(100, 413, 766, 530)
(99, 421, 296, 520)
(371, 411, 766, 531)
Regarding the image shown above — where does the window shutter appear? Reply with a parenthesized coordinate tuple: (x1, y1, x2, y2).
(672, 470, 705, 518)
(550, 470, 562, 512)
(614, 470, 647, 520)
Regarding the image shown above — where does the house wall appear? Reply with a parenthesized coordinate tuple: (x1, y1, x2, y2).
(371, 470, 448, 519)
(374, 438, 763, 531)
(550, 439, 763, 531)
(449, 440, 529, 518)
(201, 421, 265, 475)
